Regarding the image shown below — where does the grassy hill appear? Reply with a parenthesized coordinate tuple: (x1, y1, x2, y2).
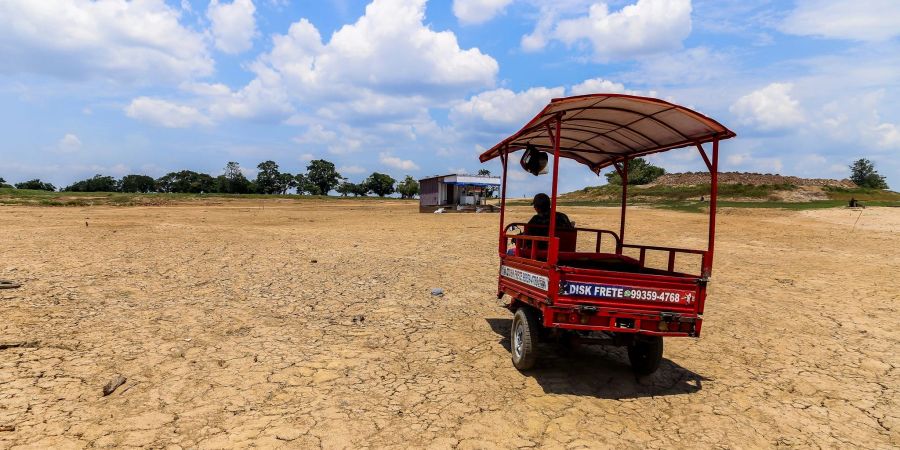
(558, 183, 900, 212)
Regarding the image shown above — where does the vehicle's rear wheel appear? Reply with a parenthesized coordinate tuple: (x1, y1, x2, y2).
(511, 307, 540, 370)
(627, 335, 663, 376)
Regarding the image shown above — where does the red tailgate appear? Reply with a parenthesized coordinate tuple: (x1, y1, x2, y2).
(557, 271, 702, 315)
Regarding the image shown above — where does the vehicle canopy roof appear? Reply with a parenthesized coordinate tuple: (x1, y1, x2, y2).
(478, 94, 736, 174)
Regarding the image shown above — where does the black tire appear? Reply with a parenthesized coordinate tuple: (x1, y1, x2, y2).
(511, 307, 541, 370)
(628, 336, 663, 376)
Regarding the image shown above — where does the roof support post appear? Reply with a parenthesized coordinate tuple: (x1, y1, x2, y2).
(498, 147, 509, 256)
(548, 116, 562, 266)
(704, 139, 719, 277)
(618, 160, 628, 252)
(696, 143, 712, 171)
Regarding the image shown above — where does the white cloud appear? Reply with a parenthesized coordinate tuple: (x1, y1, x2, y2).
(125, 97, 212, 128)
(328, 138, 363, 155)
(453, 0, 514, 25)
(207, 0, 258, 54)
(299, 153, 315, 161)
(57, 134, 82, 153)
(730, 83, 805, 131)
(293, 124, 337, 144)
(724, 152, 783, 173)
(179, 71, 294, 122)
(339, 165, 367, 175)
(259, 0, 498, 103)
(161, 0, 500, 126)
(209, 71, 294, 121)
(290, 123, 369, 155)
(569, 78, 635, 96)
(523, 0, 692, 60)
(780, 0, 900, 42)
(0, 0, 212, 83)
(872, 122, 900, 149)
(450, 86, 565, 128)
(626, 47, 733, 85)
(379, 153, 420, 171)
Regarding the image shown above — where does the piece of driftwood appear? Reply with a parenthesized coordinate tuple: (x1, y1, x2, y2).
(103, 374, 127, 396)
(0, 280, 21, 290)
(0, 341, 38, 350)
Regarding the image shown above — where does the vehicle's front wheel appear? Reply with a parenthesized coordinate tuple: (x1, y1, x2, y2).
(628, 335, 663, 376)
(511, 307, 540, 370)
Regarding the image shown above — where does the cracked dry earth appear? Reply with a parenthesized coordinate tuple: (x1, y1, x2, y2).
(1, 200, 897, 449)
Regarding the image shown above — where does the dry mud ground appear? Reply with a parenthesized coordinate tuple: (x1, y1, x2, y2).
(1, 201, 897, 449)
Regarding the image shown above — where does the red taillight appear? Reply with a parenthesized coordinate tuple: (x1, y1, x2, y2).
(553, 312, 584, 324)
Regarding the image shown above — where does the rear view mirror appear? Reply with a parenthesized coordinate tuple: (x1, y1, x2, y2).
(520, 144, 548, 176)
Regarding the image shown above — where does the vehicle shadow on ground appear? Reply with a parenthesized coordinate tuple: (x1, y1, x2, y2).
(486, 318, 708, 400)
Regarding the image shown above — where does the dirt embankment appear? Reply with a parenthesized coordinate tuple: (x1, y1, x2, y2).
(565, 172, 861, 202)
(651, 172, 856, 188)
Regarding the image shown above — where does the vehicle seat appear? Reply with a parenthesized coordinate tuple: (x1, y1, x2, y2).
(557, 228, 577, 252)
(514, 226, 577, 258)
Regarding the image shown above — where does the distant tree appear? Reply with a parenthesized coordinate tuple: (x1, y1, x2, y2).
(0, 176, 8, 188)
(850, 158, 889, 189)
(154, 174, 173, 192)
(15, 179, 56, 191)
(604, 158, 666, 185)
(255, 160, 282, 194)
(196, 173, 216, 193)
(306, 159, 342, 195)
(220, 162, 251, 194)
(64, 174, 118, 192)
(155, 171, 215, 193)
(215, 175, 228, 193)
(294, 173, 308, 195)
(396, 175, 419, 199)
(364, 172, 396, 197)
(477, 169, 497, 198)
(294, 173, 320, 195)
(336, 180, 354, 197)
(350, 182, 370, 197)
(277, 172, 297, 195)
(119, 174, 156, 193)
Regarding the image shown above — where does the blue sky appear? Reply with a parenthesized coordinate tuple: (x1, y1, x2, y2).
(1, 0, 898, 195)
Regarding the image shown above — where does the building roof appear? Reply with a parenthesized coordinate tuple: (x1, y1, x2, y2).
(419, 174, 501, 186)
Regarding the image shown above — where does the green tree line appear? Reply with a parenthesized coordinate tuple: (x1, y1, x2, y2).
(0, 160, 422, 197)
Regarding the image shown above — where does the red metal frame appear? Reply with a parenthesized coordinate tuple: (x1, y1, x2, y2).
(494, 114, 725, 339)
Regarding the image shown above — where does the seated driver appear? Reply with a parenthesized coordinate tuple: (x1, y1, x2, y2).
(527, 193, 573, 235)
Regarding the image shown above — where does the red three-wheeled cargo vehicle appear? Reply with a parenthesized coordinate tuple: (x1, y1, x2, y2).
(479, 94, 735, 375)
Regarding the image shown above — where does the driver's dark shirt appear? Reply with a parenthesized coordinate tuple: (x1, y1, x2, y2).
(526, 211, 574, 236)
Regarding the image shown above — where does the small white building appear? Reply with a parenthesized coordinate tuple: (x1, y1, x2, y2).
(418, 174, 501, 212)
